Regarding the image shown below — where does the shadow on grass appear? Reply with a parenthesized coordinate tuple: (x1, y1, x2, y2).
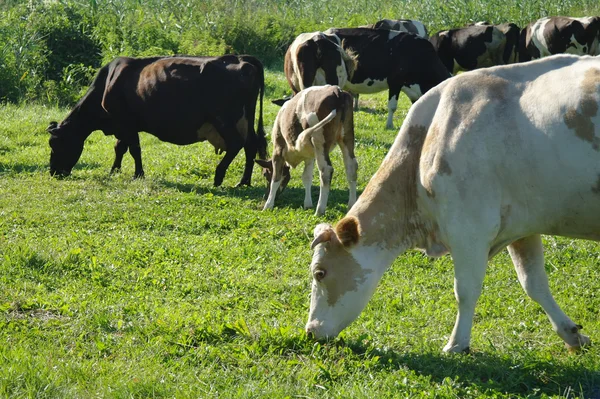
(0, 162, 45, 174)
(345, 340, 600, 398)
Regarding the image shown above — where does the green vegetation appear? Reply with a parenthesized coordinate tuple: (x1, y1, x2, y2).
(1, 0, 600, 105)
(0, 0, 599, 397)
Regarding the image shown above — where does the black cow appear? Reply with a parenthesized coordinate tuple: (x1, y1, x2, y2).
(519, 16, 600, 62)
(325, 27, 451, 129)
(47, 54, 267, 187)
(430, 23, 520, 75)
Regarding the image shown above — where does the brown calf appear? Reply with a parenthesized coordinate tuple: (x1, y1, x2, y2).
(255, 85, 357, 215)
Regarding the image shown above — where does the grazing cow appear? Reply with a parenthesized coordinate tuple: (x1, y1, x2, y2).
(430, 23, 519, 74)
(305, 54, 600, 353)
(325, 27, 451, 129)
(519, 16, 600, 62)
(283, 31, 356, 95)
(255, 85, 357, 216)
(362, 19, 428, 38)
(47, 54, 267, 187)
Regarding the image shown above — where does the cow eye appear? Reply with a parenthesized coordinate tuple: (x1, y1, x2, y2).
(314, 269, 326, 281)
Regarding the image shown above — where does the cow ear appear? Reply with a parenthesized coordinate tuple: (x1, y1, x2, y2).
(311, 223, 334, 249)
(254, 159, 273, 169)
(335, 216, 360, 248)
(47, 121, 58, 134)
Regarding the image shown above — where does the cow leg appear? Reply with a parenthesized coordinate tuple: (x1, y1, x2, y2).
(339, 144, 357, 208)
(313, 143, 333, 216)
(214, 136, 243, 187)
(353, 94, 359, 111)
(110, 139, 128, 174)
(238, 135, 258, 187)
(263, 153, 286, 210)
(443, 244, 489, 353)
(385, 89, 400, 130)
(508, 235, 590, 350)
(127, 133, 144, 178)
(302, 158, 315, 209)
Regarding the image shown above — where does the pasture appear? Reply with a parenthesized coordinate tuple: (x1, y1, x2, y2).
(1, 69, 599, 398)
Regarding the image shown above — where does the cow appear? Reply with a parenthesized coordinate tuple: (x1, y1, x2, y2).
(519, 16, 600, 62)
(255, 85, 357, 216)
(305, 54, 600, 353)
(362, 19, 428, 38)
(283, 31, 356, 96)
(47, 54, 267, 187)
(430, 23, 520, 75)
(324, 27, 451, 130)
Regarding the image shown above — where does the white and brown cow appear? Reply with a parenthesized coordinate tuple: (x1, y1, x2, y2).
(325, 27, 451, 129)
(519, 16, 600, 61)
(283, 31, 356, 95)
(362, 19, 429, 38)
(306, 54, 600, 352)
(256, 85, 357, 216)
(430, 23, 520, 74)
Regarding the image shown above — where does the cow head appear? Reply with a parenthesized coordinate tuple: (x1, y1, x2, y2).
(47, 121, 85, 177)
(305, 218, 383, 340)
(254, 159, 291, 198)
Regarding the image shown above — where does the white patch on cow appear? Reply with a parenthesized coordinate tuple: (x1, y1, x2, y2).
(345, 78, 388, 94)
(402, 84, 423, 103)
(530, 18, 553, 58)
(388, 30, 401, 40)
(386, 95, 398, 129)
(313, 68, 328, 86)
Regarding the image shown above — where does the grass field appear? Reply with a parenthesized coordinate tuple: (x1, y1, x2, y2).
(0, 68, 599, 398)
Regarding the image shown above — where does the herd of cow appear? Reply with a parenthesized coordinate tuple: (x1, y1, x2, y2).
(46, 15, 600, 353)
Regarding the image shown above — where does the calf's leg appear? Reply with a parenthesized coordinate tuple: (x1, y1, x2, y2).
(302, 159, 315, 209)
(263, 153, 285, 210)
(313, 141, 333, 216)
(339, 141, 357, 209)
(508, 235, 590, 350)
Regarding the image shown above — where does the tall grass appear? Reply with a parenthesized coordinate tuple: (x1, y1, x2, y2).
(0, 0, 599, 105)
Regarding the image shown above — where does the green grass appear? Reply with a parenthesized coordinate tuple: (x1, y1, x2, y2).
(0, 70, 599, 398)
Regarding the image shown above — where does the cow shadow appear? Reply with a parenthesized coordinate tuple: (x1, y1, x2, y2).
(344, 340, 600, 398)
(0, 162, 44, 174)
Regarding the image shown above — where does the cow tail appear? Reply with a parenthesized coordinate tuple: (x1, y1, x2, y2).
(256, 64, 268, 160)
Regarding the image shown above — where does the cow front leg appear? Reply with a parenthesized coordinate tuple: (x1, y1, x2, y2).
(302, 159, 315, 209)
(444, 245, 489, 353)
(353, 94, 359, 111)
(110, 139, 128, 174)
(127, 133, 144, 178)
(508, 235, 590, 350)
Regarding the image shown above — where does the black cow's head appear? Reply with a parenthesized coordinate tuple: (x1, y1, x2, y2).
(254, 159, 291, 199)
(47, 121, 85, 177)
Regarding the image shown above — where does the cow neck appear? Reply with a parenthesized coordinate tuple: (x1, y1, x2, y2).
(347, 124, 429, 255)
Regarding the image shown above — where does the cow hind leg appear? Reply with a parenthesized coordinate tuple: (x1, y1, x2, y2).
(385, 91, 399, 130)
(302, 159, 315, 209)
(339, 144, 357, 209)
(508, 235, 590, 350)
(313, 143, 333, 216)
(127, 133, 144, 178)
(263, 154, 286, 210)
(110, 139, 128, 174)
(237, 137, 258, 187)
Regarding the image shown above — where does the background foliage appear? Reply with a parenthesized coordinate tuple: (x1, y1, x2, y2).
(0, 0, 599, 105)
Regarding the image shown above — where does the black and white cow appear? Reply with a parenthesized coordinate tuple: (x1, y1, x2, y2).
(283, 31, 356, 96)
(324, 27, 451, 129)
(362, 19, 428, 38)
(47, 55, 267, 186)
(519, 16, 600, 61)
(430, 23, 520, 74)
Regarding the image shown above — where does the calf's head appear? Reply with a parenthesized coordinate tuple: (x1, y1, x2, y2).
(306, 217, 381, 340)
(254, 159, 291, 198)
(47, 121, 85, 177)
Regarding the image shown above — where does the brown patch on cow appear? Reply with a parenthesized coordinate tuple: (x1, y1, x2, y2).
(317, 239, 370, 307)
(198, 123, 227, 154)
(236, 110, 249, 141)
(592, 174, 600, 194)
(335, 216, 361, 247)
(349, 124, 428, 248)
(564, 68, 600, 150)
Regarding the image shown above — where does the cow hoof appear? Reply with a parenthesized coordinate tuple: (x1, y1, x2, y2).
(566, 334, 591, 352)
(443, 343, 470, 354)
(133, 173, 145, 179)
